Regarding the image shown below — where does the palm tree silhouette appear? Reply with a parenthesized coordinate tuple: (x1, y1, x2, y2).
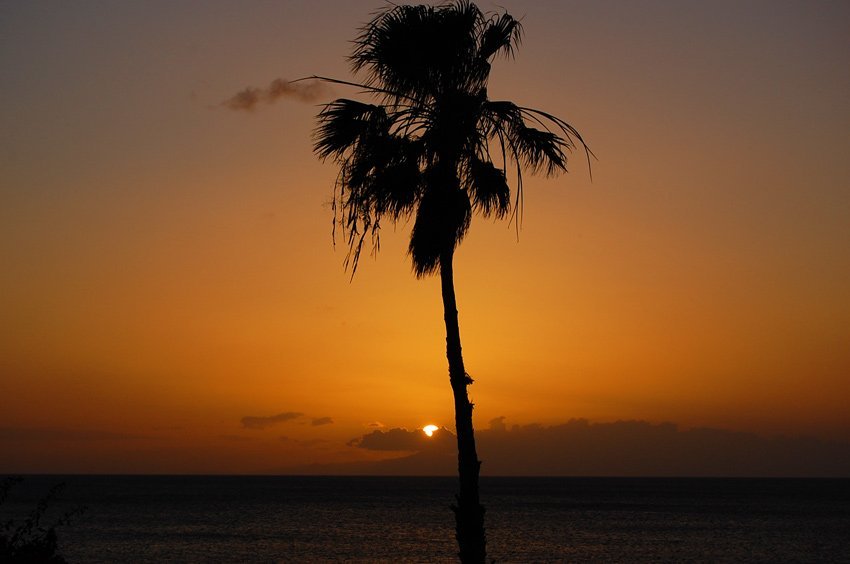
(312, 2, 589, 561)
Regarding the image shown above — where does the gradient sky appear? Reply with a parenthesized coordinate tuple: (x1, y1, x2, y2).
(2, 0, 849, 474)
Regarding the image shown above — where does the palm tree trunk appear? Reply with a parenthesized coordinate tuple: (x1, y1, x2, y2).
(440, 250, 486, 564)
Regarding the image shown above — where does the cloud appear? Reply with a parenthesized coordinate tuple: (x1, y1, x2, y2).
(472, 419, 850, 477)
(348, 428, 419, 451)
(348, 426, 454, 453)
(489, 416, 507, 432)
(311, 417, 334, 426)
(223, 78, 331, 111)
(292, 419, 850, 477)
(240, 412, 303, 430)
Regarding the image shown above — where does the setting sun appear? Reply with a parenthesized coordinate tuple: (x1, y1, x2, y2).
(423, 425, 439, 437)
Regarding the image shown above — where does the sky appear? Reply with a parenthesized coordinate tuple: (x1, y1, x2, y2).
(2, 0, 849, 475)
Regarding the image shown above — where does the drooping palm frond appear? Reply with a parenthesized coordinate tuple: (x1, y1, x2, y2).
(510, 124, 569, 176)
(520, 105, 597, 180)
(366, 136, 424, 219)
(409, 182, 472, 277)
(464, 157, 510, 218)
(483, 100, 579, 174)
(314, 99, 388, 160)
(315, 98, 427, 273)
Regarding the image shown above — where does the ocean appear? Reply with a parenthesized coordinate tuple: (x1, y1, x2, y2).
(2, 475, 849, 562)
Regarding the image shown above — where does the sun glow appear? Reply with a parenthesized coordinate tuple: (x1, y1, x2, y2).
(423, 425, 439, 437)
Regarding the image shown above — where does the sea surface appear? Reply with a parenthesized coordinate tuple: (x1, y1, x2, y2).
(2, 475, 849, 562)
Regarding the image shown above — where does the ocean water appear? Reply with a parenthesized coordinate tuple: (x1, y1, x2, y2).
(2, 475, 849, 562)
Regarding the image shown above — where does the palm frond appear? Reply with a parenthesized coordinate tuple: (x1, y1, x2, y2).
(484, 100, 589, 176)
(465, 158, 510, 218)
(314, 99, 387, 160)
(409, 185, 471, 278)
(519, 106, 597, 180)
(511, 124, 569, 176)
(318, 102, 425, 274)
(479, 13, 522, 60)
(296, 75, 421, 106)
(368, 137, 424, 220)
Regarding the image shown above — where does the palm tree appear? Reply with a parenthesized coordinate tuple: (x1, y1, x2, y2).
(312, 2, 589, 562)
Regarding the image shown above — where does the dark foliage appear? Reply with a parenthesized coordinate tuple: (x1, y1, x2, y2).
(1, 477, 83, 564)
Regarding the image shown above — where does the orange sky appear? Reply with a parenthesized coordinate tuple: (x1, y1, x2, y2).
(2, 1, 849, 474)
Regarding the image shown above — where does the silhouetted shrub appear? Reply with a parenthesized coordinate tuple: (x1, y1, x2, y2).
(1, 477, 83, 563)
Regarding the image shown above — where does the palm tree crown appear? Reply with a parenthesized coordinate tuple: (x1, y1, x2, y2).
(314, 0, 588, 277)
